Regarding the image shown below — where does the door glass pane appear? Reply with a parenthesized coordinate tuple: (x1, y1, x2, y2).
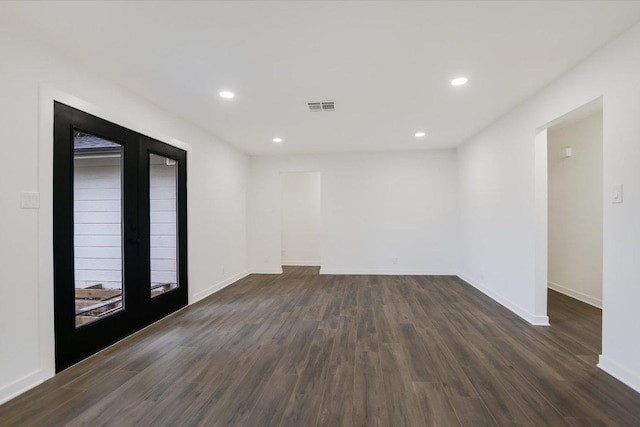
(73, 132, 124, 327)
(150, 153, 178, 297)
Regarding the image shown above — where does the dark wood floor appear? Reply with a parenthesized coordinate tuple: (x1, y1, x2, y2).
(2, 267, 639, 426)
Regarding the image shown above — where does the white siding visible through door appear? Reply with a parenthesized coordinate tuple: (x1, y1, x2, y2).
(73, 155, 177, 289)
(150, 153, 178, 286)
(74, 156, 123, 289)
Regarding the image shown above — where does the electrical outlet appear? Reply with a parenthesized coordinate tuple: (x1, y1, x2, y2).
(392, 257, 399, 265)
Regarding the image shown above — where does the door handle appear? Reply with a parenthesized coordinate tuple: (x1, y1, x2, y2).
(127, 237, 141, 244)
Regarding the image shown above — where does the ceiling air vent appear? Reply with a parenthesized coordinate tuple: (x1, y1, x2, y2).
(321, 101, 335, 112)
(307, 101, 335, 112)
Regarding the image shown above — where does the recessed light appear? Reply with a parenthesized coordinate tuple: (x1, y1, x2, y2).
(273, 137, 283, 143)
(451, 77, 468, 86)
(219, 91, 235, 99)
(415, 132, 426, 138)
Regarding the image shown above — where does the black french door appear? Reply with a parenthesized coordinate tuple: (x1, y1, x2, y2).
(53, 102, 188, 371)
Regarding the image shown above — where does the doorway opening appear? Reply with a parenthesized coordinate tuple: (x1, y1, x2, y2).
(537, 98, 603, 355)
(280, 172, 321, 268)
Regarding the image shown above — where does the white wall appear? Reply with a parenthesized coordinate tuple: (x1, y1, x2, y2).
(281, 172, 321, 266)
(547, 112, 603, 308)
(457, 21, 640, 392)
(249, 150, 458, 274)
(0, 29, 249, 403)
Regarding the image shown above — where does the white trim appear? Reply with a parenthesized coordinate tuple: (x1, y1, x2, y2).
(36, 85, 64, 398)
(0, 370, 48, 405)
(249, 268, 283, 274)
(40, 84, 193, 153)
(282, 260, 321, 266)
(534, 128, 549, 318)
(191, 271, 250, 304)
(320, 268, 457, 275)
(598, 355, 640, 394)
(547, 281, 602, 309)
(457, 274, 550, 326)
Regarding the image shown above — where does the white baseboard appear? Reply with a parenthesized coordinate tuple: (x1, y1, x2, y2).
(319, 267, 457, 275)
(249, 268, 283, 275)
(547, 281, 602, 309)
(457, 274, 550, 326)
(0, 369, 49, 405)
(598, 355, 640, 394)
(192, 270, 249, 304)
(282, 260, 321, 266)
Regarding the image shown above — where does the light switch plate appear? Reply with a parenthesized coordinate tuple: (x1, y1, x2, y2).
(613, 184, 623, 204)
(21, 191, 40, 209)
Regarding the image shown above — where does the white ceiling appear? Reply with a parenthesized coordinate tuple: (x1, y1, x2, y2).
(2, 1, 640, 155)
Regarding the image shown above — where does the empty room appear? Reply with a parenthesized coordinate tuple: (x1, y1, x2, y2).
(2, 1, 640, 426)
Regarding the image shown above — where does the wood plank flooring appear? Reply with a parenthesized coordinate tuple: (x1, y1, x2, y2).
(1, 267, 639, 426)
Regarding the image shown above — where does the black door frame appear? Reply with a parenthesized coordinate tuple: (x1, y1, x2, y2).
(53, 102, 188, 371)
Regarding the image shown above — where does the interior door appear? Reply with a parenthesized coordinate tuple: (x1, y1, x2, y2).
(53, 102, 187, 371)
